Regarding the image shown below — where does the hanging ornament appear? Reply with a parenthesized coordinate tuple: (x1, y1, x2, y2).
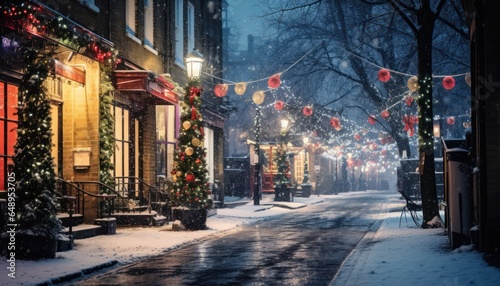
(354, 133, 361, 141)
(172, 175, 177, 182)
(381, 110, 390, 119)
(407, 76, 419, 92)
(252, 91, 265, 105)
(463, 121, 471, 128)
(403, 115, 418, 137)
(303, 105, 313, 116)
(185, 172, 195, 183)
(369, 143, 378, 151)
(182, 121, 192, 130)
(176, 171, 183, 177)
(234, 82, 247, 95)
(185, 147, 194, 156)
(214, 83, 228, 97)
(274, 100, 285, 111)
(442, 76, 456, 90)
(378, 68, 391, 82)
(405, 95, 413, 106)
(465, 73, 471, 86)
(447, 116, 455, 125)
(195, 158, 201, 164)
(330, 117, 341, 131)
(268, 73, 281, 89)
(192, 138, 201, 147)
(368, 115, 377, 125)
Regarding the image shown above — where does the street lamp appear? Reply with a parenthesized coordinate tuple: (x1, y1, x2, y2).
(302, 137, 309, 184)
(275, 118, 291, 201)
(280, 118, 289, 130)
(185, 49, 204, 78)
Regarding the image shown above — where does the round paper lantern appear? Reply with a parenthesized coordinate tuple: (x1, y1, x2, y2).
(354, 133, 361, 141)
(185, 172, 195, 183)
(368, 116, 376, 125)
(405, 95, 413, 106)
(378, 68, 391, 82)
(465, 73, 471, 86)
(268, 73, 281, 89)
(407, 76, 419, 92)
(185, 147, 194, 156)
(182, 120, 191, 130)
(234, 82, 247, 95)
(442, 76, 456, 90)
(330, 117, 341, 131)
(381, 110, 390, 119)
(192, 138, 201, 147)
(447, 116, 455, 125)
(303, 106, 313, 116)
(274, 100, 285, 111)
(252, 91, 265, 105)
(214, 83, 228, 97)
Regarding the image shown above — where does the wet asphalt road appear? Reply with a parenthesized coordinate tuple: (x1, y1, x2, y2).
(68, 190, 391, 286)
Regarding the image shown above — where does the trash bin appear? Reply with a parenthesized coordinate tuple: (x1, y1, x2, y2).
(446, 148, 473, 248)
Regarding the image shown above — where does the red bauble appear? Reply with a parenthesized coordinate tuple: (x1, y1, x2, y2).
(185, 173, 195, 183)
(378, 68, 391, 82)
(442, 76, 456, 90)
(381, 110, 390, 119)
(274, 100, 285, 111)
(447, 116, 456, 125)
(213, 84, 228, 97)
(303, 106, 313, 116)
(354, 133, 361, 141)
(268, 73, 281, 89)
(405, 95, 414, 106)
(330, 117, 341, 131)
(368, 116, 377, 125)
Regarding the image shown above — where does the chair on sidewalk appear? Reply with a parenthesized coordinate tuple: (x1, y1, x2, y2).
(399, 190, 423, 228)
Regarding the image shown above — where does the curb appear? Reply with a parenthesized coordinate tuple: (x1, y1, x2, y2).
(35, 260, 118, 285)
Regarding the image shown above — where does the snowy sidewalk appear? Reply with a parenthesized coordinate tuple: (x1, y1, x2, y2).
(330, 195, 500, 286)
(2, 192, 500, 285)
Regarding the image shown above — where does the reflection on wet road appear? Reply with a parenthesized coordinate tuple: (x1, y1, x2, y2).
(69, 191, 391, 285)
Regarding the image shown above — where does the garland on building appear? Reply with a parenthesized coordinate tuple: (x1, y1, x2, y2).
(168, 79, 212, 210)
(14, 48, 63, 239)
(99, 64, 115, 189)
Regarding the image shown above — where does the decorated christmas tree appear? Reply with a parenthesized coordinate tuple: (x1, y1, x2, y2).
(274, 142, 292, 188)
(169, 78, 212, 212)
(13, 49, 63, 258)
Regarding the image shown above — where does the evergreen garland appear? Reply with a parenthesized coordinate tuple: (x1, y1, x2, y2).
(99, 64, 115, 190)
(168, 79, 212, 210)
(14, 48, 63, 239)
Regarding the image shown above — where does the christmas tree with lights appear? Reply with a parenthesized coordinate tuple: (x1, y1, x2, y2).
(169, 79, 212, 229)
(13, 49, 63, 258)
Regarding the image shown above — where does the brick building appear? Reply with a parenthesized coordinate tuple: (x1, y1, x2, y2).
(0, 0, 227, 223)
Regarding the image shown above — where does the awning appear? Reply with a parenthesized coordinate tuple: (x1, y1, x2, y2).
(54, 59, 85, 85)
(114, 70, 178, 105)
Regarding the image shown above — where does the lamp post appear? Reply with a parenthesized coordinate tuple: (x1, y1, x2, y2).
(275, 118, 291, 201)
(302, 137, 309, 184)
(253, 106, 262, 205)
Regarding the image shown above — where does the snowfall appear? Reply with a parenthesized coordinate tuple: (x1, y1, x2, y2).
(1, 190, 500, 286)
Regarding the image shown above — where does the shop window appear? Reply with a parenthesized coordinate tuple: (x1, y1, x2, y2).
(156, 105, 177, 182)
(204, 127, 214, 184)
(175, 0, 184, 66)
(113, 105, 132, 181)
(0, 82, 18, 192)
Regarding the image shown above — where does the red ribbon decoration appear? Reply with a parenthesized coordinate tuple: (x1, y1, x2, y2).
(191, 106, 196, 120)
(190, 87, 202, 97)
(403, 115, 418, 137)
(200, 127, 204, 136)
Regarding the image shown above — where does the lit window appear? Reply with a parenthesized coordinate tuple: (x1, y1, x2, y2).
(126, 0, 141, 44)
(144, 0, 157, 54)
(175, 0, 184, 66)
(187, 2, 195, 54)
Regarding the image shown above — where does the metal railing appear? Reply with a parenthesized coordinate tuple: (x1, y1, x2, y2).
(114, 176, 170, 216)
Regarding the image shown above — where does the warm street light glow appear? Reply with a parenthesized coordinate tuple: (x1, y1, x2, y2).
(280, 119, 289, 130)
(185, 49, 204, 78)
(303, 137, 309, 145)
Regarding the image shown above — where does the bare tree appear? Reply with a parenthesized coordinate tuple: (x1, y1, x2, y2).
(255, 0, 468, 227)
